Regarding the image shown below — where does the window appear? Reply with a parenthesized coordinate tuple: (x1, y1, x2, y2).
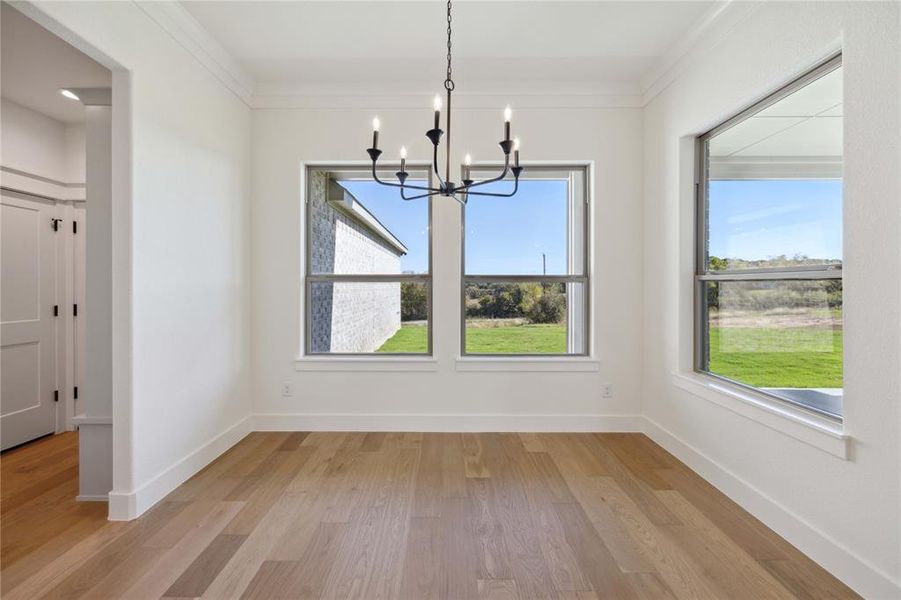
(696, 55, 843, 418)
(462, 165, 589, 355)
(304, 166, 431, 355)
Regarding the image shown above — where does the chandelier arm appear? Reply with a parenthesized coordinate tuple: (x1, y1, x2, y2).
(370, 161, 436, 192)
(459, 159, 511, 191)
(400, 188, 445, 201)
(458, 178, 519, 198)
(432, 143, 446, 189)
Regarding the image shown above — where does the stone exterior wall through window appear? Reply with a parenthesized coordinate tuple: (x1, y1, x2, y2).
(309, 171, 403, 352)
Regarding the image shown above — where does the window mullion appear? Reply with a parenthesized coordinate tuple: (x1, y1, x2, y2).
(698, 270, 842, 282)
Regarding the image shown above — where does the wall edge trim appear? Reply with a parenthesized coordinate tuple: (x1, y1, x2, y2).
(253, 413, 642, 432)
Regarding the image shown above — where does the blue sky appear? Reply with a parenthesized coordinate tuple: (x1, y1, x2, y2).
(465, 179, 568, 274)
(339, 180, 430, 273)
(341, 178, 842, 274)
(708, 180, 842, 262)
(340, 178, 569, 275)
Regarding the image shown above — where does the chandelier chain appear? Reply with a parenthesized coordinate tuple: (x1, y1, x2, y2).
(445, 0, 454, 90)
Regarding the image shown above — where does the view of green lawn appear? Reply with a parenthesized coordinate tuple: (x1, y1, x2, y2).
(377, 323, 566, 354)
(379, 322, 842, 389)
(708, 326, 842, 388)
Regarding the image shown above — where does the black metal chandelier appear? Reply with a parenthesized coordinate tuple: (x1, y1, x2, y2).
(365, 0, 522, 203)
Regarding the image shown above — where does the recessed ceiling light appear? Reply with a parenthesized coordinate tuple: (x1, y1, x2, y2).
(60, 89, 79, 101)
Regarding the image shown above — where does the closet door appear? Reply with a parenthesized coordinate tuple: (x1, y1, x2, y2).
(1, 192, 57, 450)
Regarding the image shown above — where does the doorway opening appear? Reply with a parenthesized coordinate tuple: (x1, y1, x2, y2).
(1, 1, 115, 505)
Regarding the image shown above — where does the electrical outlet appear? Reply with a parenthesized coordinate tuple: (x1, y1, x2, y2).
(601, 383, 613, 398)
(281, 383, 293, 397)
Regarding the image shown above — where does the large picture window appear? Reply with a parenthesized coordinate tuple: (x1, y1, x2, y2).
(696, 55, 843, 417)
(462, 165, 589, 355)
(304, 166, 431, 355)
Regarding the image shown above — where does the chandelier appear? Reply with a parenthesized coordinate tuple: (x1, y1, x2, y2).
(365, 0, 523, 203)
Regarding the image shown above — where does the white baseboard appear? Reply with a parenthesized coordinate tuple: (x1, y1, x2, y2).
(108, 416, 252, 521)
(253, 413, 643, 433)
(76, 494, 108, 502)
(641, 417, 901, 600)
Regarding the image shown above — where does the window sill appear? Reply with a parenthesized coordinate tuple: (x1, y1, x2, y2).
(670, 371, 849, 459)
(456, 357, 600, 372)
(294, 356, 439, 372)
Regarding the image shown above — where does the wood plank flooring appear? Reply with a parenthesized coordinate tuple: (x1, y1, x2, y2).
(1, 431, 859, 599)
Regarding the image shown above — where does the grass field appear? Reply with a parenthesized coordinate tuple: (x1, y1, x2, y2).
(708, 327, 842, 388)
(377, 323, 566, 354)
(378, 323, 842, 389)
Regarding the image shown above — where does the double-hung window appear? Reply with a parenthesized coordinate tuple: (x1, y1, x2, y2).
(304, 165, 432, 355)
(462, 165, 589, 355)
(696, 55, 843, 418)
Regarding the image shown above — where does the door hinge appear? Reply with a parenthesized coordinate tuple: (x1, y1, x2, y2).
(51, 218, 61, 232)
(73, 303, 78, 317)
(73, 221, 78, 234)
(54, 390, 59, 403)
(53, 304, 59, 317)
(74, 386, 79, 400)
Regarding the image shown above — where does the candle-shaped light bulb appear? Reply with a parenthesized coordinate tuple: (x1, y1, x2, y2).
(400, 146, 407, 172)
(463, 153, 472, 182)
(433, 95, 442, 130)
(504, 105, 513, 141)
(464, 153, 472, 166)
(513, 137, 520, 167)
(372, 116, 380, 149)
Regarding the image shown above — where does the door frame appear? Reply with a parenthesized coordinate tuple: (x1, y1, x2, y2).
(11, 2, 134, 519)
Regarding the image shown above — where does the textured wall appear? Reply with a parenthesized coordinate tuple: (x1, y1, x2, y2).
(309, 171, 401, 352)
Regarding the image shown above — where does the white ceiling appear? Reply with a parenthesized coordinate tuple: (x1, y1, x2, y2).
(181, 0, 716, 93)
(710, 67, 842, 158)
(1, 2, 110, 123)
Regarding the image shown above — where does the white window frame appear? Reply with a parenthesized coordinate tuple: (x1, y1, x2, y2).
(460, 163, 591, 357)
(302, 163, 434, 357)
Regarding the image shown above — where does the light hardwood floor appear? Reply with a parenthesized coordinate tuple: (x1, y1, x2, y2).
(1, 430, 858, 599)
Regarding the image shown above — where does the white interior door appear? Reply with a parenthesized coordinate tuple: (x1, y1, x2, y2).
(1, 193, 57, 450)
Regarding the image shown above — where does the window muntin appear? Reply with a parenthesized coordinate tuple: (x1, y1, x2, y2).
(305, 166, 432, 355)
(462, 165, 589, 356)
(696, 55, 843, 418)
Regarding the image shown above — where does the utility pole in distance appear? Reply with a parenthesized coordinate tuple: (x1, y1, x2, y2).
(542, 252, 546, 275)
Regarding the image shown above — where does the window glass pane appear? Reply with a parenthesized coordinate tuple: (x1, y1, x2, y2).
(705, 66, 842, 272)
(465, 173, 584, 276)
(464, 281, 585, 355)
(703, 279, 842, 416)
(706, 180, 842, 271)
(309, 171, 429, 275)
(310, 281, 429, 354)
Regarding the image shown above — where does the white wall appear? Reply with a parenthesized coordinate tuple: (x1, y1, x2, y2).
(20, 1, 253, 519)
(0, 97, 84, 184)
(642, 2, 900, 597)
(252, 103, 644, 429)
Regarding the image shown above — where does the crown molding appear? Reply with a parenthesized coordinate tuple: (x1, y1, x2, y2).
(147, 0, 760, 111)
(252, 92, 645, 110)
(135, 1, 255, 106)
(641, 1, 763, 106)
(252, 80, 644, 110)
